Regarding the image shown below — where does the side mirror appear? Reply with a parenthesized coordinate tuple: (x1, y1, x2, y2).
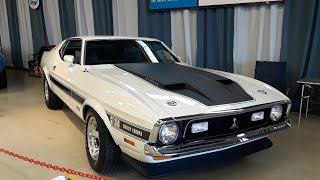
(63, 55, 74, 64)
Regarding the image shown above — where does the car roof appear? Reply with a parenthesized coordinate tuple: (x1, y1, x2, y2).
(68, 36, 160, 42)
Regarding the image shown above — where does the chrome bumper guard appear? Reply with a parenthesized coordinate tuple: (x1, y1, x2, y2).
(144, 119, 291, 157)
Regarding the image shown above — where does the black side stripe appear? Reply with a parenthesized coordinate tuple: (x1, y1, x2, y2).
(71, 92, 85, 105)
(50, 76, 85, 104)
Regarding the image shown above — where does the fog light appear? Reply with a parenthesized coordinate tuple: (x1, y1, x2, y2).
(191, 122, 208, 133)
(251, 112, 264, 121)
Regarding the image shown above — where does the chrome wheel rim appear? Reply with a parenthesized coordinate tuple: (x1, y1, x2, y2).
(44, 80, 49, 101)
(87, 116, 100, 161)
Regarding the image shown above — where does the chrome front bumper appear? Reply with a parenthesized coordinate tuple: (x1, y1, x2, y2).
(144, 119, 291, 157)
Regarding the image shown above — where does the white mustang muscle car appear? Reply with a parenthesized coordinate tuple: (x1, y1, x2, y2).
(41, 36, 291, 175)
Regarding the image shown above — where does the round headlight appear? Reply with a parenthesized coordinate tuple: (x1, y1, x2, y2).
(159, 122, 179, 145)
(270, 105, 283, 122)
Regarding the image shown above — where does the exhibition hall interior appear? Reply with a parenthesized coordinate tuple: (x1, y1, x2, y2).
(0, 0, 320, 179)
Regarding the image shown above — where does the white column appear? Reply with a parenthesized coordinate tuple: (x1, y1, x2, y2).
(112, 0, 138, 36)
(16, 0, 34, 68)
(233, 4, 284, 77)
(269, 3, 284, 62)
(42, 0, 62, 44)
(171, 10, 197, 66)
(74, 0, 95, 36)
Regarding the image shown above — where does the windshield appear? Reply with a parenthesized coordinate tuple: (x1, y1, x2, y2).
(85, 40, 178, 65)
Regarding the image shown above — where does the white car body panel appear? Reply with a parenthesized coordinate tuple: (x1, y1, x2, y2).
(41, 36, 291, 164)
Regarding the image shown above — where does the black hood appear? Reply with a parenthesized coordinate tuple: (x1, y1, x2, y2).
(115, 63, 253, 106)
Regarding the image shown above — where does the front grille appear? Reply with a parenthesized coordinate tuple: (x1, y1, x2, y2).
(184, 109, 272, 142)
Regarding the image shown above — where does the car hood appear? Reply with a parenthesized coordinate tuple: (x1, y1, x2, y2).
(90, 63, 290, 118)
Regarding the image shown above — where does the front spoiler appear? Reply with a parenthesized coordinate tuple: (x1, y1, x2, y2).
(124, 137, 273, 178)
(145, 119, 291, 157)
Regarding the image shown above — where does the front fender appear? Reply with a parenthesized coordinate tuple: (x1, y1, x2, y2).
(42, 67, 50, 82)
(82, 98, 120, 145)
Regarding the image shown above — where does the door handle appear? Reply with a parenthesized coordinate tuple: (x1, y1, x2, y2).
(53, 66, 56, 71)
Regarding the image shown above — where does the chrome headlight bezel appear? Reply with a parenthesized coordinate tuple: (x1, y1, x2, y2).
(286, 103, 292, 116)
(270, 105, 283, 122)
(158, 122, 179, 145)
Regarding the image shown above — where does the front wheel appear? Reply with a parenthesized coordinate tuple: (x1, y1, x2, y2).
(44, 78, 63, 109)
(85, 109, 121, 173)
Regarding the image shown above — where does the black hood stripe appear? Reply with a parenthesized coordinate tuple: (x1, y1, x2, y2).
(115, 63, 253, 106)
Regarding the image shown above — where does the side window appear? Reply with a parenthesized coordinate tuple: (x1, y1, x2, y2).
(61, 40, 82, 64)
(59, 41, 69, 58)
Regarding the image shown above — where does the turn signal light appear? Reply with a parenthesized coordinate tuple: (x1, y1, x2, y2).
(124, 138, 135, 146)
(153, 156, 172, 160)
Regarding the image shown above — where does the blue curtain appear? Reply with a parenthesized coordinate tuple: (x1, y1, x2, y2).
(280, 0, 320, 106)
(138, 0, 172, 47)
(196, 7, 234, 72)
(30, 0, 48, 53)
(5, 0, 22, 68)
(92, 0, 113, 35)
(58, 0, 77, 39)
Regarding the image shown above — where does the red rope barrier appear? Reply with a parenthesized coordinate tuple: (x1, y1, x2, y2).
(0, 148, 114, 180)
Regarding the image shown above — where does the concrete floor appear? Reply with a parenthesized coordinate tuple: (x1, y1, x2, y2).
(0, 69, 320, 180)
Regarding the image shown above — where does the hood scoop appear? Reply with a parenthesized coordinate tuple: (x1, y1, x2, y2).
(164, 83, 186, 90)
(164, 83, 213, 102)
(217, 79, 233, 85)
(115, 63, 253, 106)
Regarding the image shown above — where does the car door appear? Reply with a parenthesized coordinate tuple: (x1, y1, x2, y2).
(50, 39, 83, 113)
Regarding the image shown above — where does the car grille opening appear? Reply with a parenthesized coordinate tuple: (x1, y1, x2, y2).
(183, 108, 276, 142)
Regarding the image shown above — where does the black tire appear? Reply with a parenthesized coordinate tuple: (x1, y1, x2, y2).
(0, 69, 7, 89)
(44, 78, 63, 109)
(85, 108, 121, 173)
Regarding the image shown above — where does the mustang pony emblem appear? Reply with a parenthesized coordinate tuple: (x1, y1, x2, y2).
(258, 90, 267, 94)
(167, 100, 178, 106)
(230, 118, 239, 129)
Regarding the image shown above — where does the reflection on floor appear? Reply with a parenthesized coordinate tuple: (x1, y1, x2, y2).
(0, 69, 320, 180)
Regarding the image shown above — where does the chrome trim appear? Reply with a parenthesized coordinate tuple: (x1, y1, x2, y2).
(183, 101, 290, 139)
(148, 100, 291, 145)
(161, 100, 292, 122)
(148, 120, 163, 144)
(286, 103, 292, 116)
(144, 120, 291, 157)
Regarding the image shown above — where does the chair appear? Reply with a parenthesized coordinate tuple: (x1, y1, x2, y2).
(28, 46, 50, 77)
(28, 54, 41, 77)
(254, 61, 287, 94)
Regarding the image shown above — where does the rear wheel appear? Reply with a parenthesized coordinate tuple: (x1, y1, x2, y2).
(44, 78, 63, 109)
(85, 109, 121, 173)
